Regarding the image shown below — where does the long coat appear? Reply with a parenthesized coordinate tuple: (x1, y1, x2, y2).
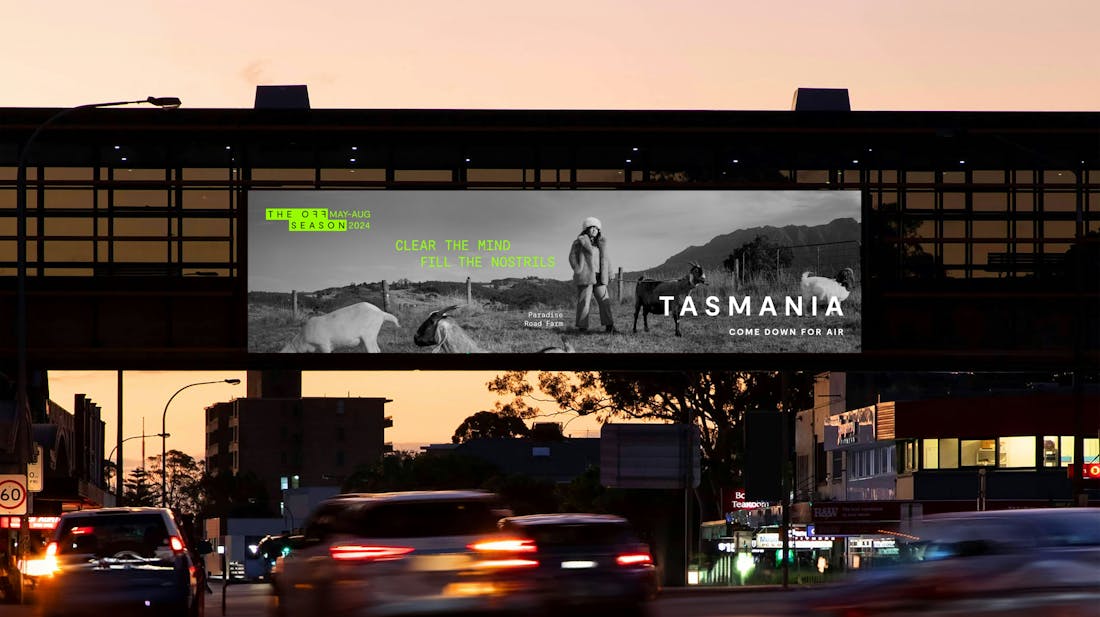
(569, 234, 611, 286)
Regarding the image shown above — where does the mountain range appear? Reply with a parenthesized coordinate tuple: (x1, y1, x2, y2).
(630, 217, 861, 277)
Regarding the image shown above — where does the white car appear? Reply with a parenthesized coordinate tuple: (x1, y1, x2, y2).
(272, 490, 541, 616)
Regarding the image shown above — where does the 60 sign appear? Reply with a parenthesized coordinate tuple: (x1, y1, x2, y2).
(0, 477, 28, 514)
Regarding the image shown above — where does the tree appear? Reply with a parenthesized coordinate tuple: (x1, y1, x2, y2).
(123, 466, 157, 507)
(488, 371, 813, 519)
(145, 450, 205, 518)
(723, 235, 793, 281)
(452, 410, 530, 443)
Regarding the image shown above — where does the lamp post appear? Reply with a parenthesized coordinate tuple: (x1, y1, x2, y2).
(14, 96, 182, 468)
(161, 379, 240, 507)
(105, 432, 169, 494)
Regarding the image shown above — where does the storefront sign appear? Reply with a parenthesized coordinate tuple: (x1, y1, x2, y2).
(0, 516, 60, 530)
(723, 488, 772, 512)
(823, 406, 876, 451)
(812, 501, 901, 522)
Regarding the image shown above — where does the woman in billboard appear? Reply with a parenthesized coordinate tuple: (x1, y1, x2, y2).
(569, 217, 618, 333)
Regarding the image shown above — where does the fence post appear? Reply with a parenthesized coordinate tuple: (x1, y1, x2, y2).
(616, 267, 623, 302)
(291, 290, 298, 318)
(466, 277, 472, 305)
(381, 280, 389, 312)
(733, 261, 740, 291)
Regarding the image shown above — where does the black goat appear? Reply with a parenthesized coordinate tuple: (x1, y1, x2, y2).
(633, 262, 706, 337)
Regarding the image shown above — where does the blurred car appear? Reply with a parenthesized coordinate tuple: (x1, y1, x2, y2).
(272, 490, 541, 616)
(36, 507, 210, 617)
(812, 507, 1100, 617)
(498, 513, 658, 615)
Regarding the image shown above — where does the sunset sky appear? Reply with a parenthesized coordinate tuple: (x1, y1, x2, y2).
(13, 1, 1097, 477)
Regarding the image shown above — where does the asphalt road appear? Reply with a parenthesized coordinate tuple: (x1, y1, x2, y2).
(4, 582, 817, 617)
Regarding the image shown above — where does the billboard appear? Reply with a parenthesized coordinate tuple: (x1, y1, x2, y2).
(248, 190, 861, 355)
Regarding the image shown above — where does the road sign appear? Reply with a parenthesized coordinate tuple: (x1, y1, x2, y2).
(28, 445, 44, 492)
(0, 475, 29, 515)
(600, 424, 700, 489)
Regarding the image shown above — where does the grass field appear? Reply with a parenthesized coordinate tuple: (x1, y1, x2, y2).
(248, 271, 861, 353)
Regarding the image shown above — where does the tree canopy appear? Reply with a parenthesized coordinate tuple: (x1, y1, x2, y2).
(452, 410, 530, 443)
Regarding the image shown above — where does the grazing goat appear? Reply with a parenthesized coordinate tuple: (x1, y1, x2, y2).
(800, 271, 851, 305)
(834, 267, 856, 292)
(633, 262, 707, 337)
(414, 305, 486, 353)
(280, 301, 399, 353)
(537, 336, 576, 353)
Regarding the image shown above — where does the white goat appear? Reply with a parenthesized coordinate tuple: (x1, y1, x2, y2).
(800, 270, 851, 305)
(633, 262, 707, 337)
(413, 305, 486, 353)
(280, 301, 399, 353)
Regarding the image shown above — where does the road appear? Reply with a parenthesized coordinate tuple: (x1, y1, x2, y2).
(5, 581, 822, 617)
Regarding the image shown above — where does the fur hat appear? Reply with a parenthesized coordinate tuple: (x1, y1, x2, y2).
(582, 216, 602, 232)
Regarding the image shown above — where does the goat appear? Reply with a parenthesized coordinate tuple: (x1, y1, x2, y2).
(801, 271, 851, 305)
(537, 335, 576, 353)
(834, 267, 856, 292)
(633, 262, 707, 337)
(413, 305, 486, 353)
(280, 301, 399, 353)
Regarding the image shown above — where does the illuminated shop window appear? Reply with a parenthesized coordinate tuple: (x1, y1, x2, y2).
(922, 439, 939, 470)
(939, 438, 959, 469)
(960, 439, 996, 467)
(998, 436, 1036, 468)
(1042, 436, 1059, 468)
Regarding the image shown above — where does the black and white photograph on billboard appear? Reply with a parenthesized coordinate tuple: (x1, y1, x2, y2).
(247, 190, 862, 354)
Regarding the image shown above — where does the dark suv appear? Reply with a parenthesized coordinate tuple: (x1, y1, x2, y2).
(498, 513, 658, 615)
(37, 507, 209, 617)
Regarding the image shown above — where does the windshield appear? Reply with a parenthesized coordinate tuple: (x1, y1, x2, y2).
(56, 514, 175, 562)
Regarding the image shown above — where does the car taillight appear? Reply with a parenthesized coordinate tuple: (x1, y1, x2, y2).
(472, 558, 539, 569)
(467, 538, 537, 553)
(616, 553, 653, 567)
(169, 536, 186, 553)
(70, 526, 93, 536)
(329, 545, 414, 562)
(45, 542, 58, 558)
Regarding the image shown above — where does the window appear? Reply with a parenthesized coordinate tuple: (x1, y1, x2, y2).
(280, 476, 289, 491)
(831, 451, 843, 482)
(939, 438, 959, 469)
(291, 475, 300, 489)
(336, 451, 345, 466)
(998, 436, 1036, 468)
(960, 439, 996, 466)
(1042, 436, 1059, 468)
(923, 439, 939, 470)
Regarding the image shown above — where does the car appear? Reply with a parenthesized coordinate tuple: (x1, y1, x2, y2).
(36, 507, 210, 617)
(272, 490, 541, 616)
(810, 507, 1100, 617)
(497, 513, 658, 615)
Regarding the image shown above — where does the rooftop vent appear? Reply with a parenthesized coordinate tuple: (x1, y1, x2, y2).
(254, 85, 311, 110)
(791, 88, 850, 111)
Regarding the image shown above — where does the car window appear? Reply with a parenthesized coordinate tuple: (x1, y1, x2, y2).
(517, 523, 638, 547)
(56, 514, 173, 562)
(352, 500, 500, 538)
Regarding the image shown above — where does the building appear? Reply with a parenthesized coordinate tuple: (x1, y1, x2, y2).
(205, 371, 392, 515)
(422, 423, 600, 484)
(793, 371, 1100, 568)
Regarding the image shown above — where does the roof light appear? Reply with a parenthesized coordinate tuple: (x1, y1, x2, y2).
(352, 146, 358, 151)
(349, 158, 356, 163)
(732, 159, 739, 164)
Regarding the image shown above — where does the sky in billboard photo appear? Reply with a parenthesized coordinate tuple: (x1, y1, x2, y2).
(249, 191, 860, 291)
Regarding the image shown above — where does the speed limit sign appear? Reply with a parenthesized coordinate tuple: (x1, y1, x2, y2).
(0, 475, 29, 515)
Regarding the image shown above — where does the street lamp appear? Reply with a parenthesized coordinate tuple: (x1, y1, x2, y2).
(161, 379, 240, 507)
(105, 433, 170, 493)
(14, 96, 182, 469)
